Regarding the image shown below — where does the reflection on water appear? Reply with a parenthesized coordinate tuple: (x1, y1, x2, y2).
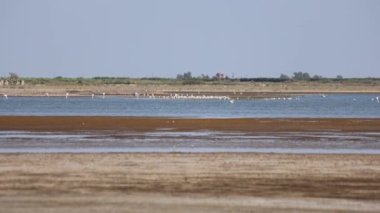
(0, 94, 379, 118)
(0, 130, 379, 154)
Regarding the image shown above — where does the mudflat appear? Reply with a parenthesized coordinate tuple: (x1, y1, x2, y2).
(1, 116, 380, 132)
(0, 153, 380, 212)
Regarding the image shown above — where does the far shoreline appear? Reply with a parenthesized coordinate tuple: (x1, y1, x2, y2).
(1, 81, 380, 99)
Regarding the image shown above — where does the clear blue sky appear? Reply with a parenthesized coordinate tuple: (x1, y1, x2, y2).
(1, 0, 379, 78)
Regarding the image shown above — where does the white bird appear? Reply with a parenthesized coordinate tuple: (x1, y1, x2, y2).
(102, 92, 105, 99)
(65, 92, 69, 99)
(321, 94, 326, 98)
(92, 94, 95, 99)
(3, 94, 8, 99)
(229, 99, 234, 104)
(376, 97, 379, 103)
(45, 92, 49, 97)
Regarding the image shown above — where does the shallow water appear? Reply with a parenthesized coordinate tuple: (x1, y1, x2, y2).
(1, 130, 379, 154)
(0, 94, 379, 118)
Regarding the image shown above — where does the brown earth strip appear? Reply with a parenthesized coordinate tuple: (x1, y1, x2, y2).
(0, 116, 380, 132)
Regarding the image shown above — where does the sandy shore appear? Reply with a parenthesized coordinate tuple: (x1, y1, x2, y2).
(1, 82, 380, 98)
(0, 153, 380, 212)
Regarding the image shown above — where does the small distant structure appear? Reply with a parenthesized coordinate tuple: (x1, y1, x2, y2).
(0, 73, 25, 86)
(214, 73, 228, 80)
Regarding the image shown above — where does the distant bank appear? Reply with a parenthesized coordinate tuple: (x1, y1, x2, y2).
(0, 80, 380, 98)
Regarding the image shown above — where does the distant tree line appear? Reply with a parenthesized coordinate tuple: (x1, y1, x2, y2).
(3, 71, 379, 86)
(175, 72, 229, 84)
(236, 72, 347, 83)
(174, 71, 348, 83)
(177, 71, 233, 80)
(279, 72, 344, 81)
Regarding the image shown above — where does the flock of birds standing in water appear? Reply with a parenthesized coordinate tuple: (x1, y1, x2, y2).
(1, 92, 380, 104)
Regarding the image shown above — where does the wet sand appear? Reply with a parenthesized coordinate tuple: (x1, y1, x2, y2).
(1, 117, 380, 212)
(0, 153, 380, 212)
(1, 116, 380, 132)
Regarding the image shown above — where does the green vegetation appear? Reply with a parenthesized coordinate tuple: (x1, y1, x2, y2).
(1, 72, 380, 86)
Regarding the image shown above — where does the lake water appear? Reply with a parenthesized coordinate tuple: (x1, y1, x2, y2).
(0, 94, 379, 118)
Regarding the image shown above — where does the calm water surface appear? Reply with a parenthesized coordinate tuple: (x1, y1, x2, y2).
(0, 94, 379, 118)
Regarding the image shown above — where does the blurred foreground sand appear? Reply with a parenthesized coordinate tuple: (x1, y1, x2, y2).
(0, 153, 380, 212)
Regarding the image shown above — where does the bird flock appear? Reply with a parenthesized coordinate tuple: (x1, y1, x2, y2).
(1, 93, 380, 104)
(148, 93, 233, 101)
(264, 97, 300, 101)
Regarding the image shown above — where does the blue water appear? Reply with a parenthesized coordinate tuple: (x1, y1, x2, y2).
(0, 94, 379, 118)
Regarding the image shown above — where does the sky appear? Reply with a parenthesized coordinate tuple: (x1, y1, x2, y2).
(0, 0, 379, 78)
